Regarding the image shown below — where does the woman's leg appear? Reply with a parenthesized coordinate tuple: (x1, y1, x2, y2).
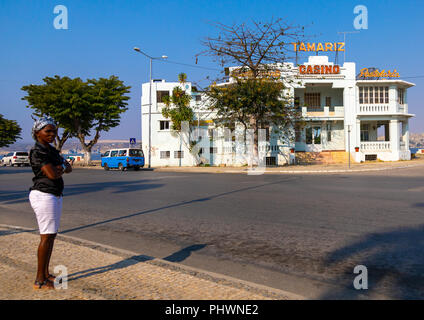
(36, 234, 56, 284)
(44, 234, 57, 279)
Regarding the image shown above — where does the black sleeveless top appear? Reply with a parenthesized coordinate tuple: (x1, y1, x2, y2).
(29, 142, 64, 196)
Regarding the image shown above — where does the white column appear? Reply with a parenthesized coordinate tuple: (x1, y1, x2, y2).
(389, 85, 397, 113)
(404, 120, 409, 150)
(390, 119, 400, 158)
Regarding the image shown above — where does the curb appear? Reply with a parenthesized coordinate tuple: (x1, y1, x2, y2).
(0, 223, 305, 300)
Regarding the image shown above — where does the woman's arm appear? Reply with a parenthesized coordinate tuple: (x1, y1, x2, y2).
(40, 163, 64, 180)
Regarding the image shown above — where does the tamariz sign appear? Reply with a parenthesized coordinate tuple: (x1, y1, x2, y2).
(299, 65, 341, 75)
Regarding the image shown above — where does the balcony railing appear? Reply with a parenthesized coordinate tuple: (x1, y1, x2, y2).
(358, 103, 408, 114)
(360, 141, 391, 151)
(359, 104, 390, 113)
(302, 106, 344, 118)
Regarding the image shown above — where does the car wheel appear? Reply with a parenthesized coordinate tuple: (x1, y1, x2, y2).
(118, 163, 124, 171)
(103, 163, 109, 171)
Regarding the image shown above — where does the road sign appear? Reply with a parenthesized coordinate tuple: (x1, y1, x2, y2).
(129, 138, 136, 145)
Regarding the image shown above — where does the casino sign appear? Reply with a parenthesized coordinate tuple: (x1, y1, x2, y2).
(299, 65, 340, 75)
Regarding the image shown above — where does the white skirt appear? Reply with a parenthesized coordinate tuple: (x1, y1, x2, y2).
(29, 190, 63, 234)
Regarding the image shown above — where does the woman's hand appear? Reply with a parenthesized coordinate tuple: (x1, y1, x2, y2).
(63, 161, 72, 173)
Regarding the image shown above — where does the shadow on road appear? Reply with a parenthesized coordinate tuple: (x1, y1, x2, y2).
(67, 254, 154, 282)
(0, 167, 32, 175)
(163, 244, 207, 263)
(320, 225, 424, 299)
(0, 180, 164, 205)
(59, 177, 298, 234)
(0, 228, 37, 237)
(67, 244, 208, 282)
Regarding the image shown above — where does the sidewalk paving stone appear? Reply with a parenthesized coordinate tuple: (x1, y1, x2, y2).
(0, 226, 302, 300)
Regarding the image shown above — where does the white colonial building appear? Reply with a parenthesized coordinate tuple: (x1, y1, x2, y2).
(141, 56, 415, 167)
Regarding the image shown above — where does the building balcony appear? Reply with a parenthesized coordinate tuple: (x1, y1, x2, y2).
(302, 106, 344, 118)
(358, 103, 409, 115)
(360, 141, 391, 151)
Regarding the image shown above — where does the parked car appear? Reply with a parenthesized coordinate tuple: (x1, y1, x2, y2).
(101, 148, 145, 171)
(1, 151, 30, 167)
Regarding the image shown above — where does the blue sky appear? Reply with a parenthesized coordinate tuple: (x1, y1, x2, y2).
(1, 0, 423, 143)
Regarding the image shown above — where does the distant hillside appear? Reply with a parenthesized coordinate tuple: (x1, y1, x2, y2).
(0, 139, 141, 155)
(410, 133, 424, 148)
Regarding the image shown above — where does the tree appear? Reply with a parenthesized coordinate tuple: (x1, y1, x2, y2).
(22, 76, 87, 151)
(78, 76, 131, 164)
(161, 73, 199, 164)
(0, 114, 22, 148)
(199, 18, 306, 79)
(207, 77, 304, 147)
(22, 75, 131, 164)
(200, 18, 306, 162)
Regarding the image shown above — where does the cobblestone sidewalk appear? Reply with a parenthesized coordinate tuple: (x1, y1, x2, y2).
(0, 226, 302, 300)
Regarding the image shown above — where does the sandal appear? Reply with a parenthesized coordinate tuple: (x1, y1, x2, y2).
(33, 279, 55, 290)
(47, 274, 56, 282)
(47, 274, 63, 284)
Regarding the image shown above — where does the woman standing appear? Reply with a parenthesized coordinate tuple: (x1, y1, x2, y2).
(29, 117, 72, 290)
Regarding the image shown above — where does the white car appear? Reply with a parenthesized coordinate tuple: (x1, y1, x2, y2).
(1, 151, 30, 167)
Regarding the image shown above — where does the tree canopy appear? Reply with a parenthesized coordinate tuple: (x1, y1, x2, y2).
(200, 18, 306, 157)
(0, 114, 22, 148)
(22, 75, 131, 162)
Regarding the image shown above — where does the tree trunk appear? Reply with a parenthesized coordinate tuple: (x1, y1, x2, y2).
(249, 116, 259, 166)
(83, 148, 92, 165)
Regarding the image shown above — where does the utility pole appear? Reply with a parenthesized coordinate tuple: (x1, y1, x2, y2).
(337, 31, 359, 63)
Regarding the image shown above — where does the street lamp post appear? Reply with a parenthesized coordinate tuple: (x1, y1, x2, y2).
(134, 47, 167, 168)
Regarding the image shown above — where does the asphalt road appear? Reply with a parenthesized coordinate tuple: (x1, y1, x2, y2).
(1, 166, 424, 299)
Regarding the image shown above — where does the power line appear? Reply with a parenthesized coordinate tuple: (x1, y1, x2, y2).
(156, 58, 221, 72)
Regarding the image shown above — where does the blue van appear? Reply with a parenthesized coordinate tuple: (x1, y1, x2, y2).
(101, 148, 145, 171)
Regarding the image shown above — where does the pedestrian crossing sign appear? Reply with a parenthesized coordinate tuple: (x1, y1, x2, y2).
(130, 138, 136, 145)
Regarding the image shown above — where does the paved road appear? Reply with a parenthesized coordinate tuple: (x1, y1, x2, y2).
(1, 166, 424, 299)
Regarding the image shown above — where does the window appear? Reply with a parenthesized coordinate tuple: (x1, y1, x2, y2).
(110, 150, 118, 157)
(398, 88, 405, 104)
(118, 150, 127, 156)
(174, 151, 184, 158)
(16, 152, 28, 156)
(325, 97, 331, 107)
(305, 127, 321, 144)
(210, 147, 218, 154)
(195, 95, 202, 102)
(160, 120, 170, 130)
(313, 127, 321, 144)
(103, 151, 110, 157)
(160, 151, 170, 159)
(359, 87, 389, 104)
(304, 93, 321, 109)
(361, 124, 369, 141)
(157, 91, 169, 103)
(306, 127, 312, 144)
(129, 149, 144, 157)
(364, 87, 368, 103)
